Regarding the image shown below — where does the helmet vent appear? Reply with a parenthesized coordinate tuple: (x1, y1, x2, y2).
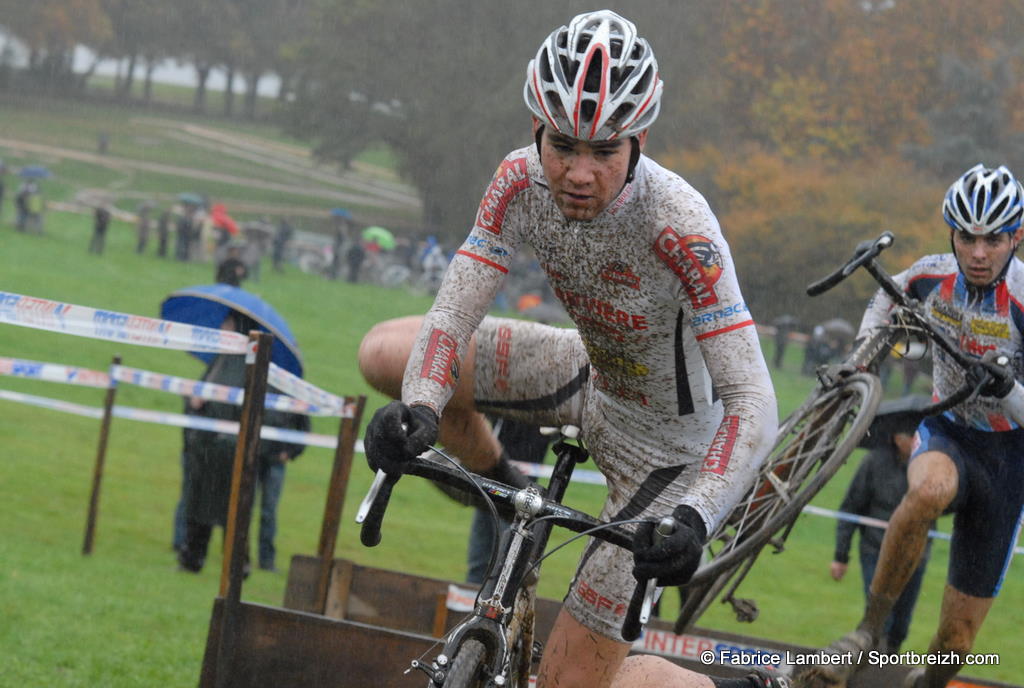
(611, 103, 635, 126)
(563, 55, 576, 82)
(610, 38, 623, 59)
(955, 195, 971, 222)
(974, 190, 986, 219)
(540, 49, 554, 81)
(580, 100, 597, 123)
(632, 65, 653, 95)
(990, 196, 1009, 220)
(583, 53, 605, 92)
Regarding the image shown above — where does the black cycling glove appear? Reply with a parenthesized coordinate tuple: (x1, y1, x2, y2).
(968, 351, 1016, 399)
(632, 504, 707, 587)
(364, 401, 439, 476)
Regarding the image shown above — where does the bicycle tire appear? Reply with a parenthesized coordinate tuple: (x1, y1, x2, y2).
(439, 638, 487, 688)
(675, 374, 881, 631)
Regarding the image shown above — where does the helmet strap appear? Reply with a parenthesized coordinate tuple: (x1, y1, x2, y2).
(534, 125, 545, 163)
(625, 136, 641, 184)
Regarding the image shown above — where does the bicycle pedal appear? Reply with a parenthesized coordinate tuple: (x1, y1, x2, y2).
(531, 640, 544, 665)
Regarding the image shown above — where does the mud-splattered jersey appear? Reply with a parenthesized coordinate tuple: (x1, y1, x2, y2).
(859, 253, 1024, 431)
(402, 145, 777, 530)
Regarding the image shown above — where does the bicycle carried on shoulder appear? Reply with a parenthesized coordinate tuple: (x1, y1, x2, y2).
(357, 427, 654, 688)
(673, 231, 1001, 633)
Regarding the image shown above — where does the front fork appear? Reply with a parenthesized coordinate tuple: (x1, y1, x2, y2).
(416, 486, 546, 687)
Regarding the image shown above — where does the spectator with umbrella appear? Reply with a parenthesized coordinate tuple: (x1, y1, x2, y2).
(162, 284, 309, 572)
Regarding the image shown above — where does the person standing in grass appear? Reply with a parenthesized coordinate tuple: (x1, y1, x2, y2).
(829, 397, 933, 654)
(88, 203, 111, 255)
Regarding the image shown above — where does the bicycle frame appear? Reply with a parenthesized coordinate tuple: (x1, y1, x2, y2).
(357, 432, 636, 688)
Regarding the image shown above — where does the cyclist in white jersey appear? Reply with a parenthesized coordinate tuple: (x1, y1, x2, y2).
(798, 165, 1024, 688)
(360, 11, 780, 688)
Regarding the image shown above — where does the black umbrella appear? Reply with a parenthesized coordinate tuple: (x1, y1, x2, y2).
(857, 395, 931, 450)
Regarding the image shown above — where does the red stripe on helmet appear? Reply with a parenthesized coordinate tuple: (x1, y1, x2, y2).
(532, 70, 558, 131)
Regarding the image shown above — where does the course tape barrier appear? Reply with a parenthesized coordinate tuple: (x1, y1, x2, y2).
(110, 365, 345, 417)
(802, 504, 1024, 556)
(0, 357, 111, 388)
(0, 290, 248, 355)
(0, 291, 348, 416)
(0, 388, 338, 449)
(0, 357, 352, 418)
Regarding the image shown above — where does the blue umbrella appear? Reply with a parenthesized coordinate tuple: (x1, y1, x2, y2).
(19, 165, 52, 179)
(160, 284, 303, 377)
(330, 207, 352, 219)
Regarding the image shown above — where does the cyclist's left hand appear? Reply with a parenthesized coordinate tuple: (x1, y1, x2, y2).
(969, 351, 1016, 399)
(632, 504, 707, 586)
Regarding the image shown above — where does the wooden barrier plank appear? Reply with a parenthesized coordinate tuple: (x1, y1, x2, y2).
(278, 556, 1019, 687)
(200, 598, 436, 688)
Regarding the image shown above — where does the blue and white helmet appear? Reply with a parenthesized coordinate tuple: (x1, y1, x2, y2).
(942, 164, 1024, 235)
(523, 10, 663, 141)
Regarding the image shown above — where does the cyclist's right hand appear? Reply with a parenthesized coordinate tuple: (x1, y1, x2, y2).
(968, 351, 1016, 399)
(632, 505, 706, 586)
(364, 401, 439, 475)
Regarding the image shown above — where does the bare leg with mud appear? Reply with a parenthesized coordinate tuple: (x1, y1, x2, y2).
(358, 315, 511, 474)
(902, 586, 993, 687)
(797, 452, 958, 688)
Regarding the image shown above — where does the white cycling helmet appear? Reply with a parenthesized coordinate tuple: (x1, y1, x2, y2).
(523, 10, 663, 141)
(942, 163, 1024, 235)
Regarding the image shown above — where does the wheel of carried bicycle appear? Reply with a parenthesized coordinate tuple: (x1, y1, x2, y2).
(439, 638, 487, 688)
(675, 373, 882, 631)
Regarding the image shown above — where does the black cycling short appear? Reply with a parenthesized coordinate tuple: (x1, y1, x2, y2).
(913, 414, 1024, 598)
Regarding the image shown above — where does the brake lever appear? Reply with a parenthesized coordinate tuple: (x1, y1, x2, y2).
(355, 469, 389, 524)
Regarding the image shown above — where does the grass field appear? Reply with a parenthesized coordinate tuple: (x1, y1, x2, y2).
(0, 99, 1021, 686)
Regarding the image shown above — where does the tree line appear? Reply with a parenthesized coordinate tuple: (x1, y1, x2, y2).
(2, 0, 1024, 324)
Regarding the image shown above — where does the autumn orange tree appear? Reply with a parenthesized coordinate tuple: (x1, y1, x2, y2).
(653, 0, 1024, 328)
(701, 0, 1024, 160)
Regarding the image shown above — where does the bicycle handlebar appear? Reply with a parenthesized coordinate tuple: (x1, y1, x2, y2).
(357, 454, 635, 551)
(807, 232, 1010, 394)
(806, 232, 894, 296)
(622, 516, 675, 641)
(358, 469, 398, 547)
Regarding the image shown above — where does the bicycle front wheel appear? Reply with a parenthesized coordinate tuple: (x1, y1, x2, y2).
(440, 638, 487, 688)
(675, 373, 882, 631)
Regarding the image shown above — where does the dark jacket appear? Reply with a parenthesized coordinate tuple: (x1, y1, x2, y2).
(834, 444, 932, 564)
(183, 353, 309, 525)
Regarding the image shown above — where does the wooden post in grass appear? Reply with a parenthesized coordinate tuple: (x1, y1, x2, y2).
(215, 331, 272, 688)
(82, 354, 121, 555)
(314, 394, 367, 613)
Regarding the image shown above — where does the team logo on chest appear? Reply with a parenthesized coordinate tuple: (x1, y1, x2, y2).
(600, 261, 641, 289)
(653, 227, 723, 308)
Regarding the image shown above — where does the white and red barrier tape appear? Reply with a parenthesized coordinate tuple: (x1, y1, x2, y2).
(0, 290, 347, 414)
